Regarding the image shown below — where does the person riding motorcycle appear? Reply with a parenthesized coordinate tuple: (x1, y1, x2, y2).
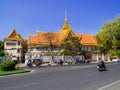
(97, 58, 106, 71)
(27, 59, 32, 67)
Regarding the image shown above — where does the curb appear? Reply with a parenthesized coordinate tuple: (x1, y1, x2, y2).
(0, 69, 30, 76)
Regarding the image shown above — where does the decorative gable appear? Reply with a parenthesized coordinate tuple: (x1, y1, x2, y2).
(7, 29, 22, 39)
(4, 28, 28, 46)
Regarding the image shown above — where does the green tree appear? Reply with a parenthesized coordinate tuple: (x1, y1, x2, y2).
(60, 49, 70, 55)
(0, 50, 5, 56)
(0, 41, 5, 57)
(96, 27, 112, 54)
(96, 16, 120, 55)
(0, 60, 16, 71)
(43, 32, 57, 62)
(61, 36, 81, 58)
(116, 49, 120, 57)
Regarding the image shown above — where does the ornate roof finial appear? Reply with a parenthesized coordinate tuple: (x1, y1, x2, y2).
(65, 11, 68, 22)
(11, 24, 15, 30)
(63, 11, 69, 28)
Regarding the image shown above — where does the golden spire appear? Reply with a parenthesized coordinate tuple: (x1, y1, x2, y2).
(65, 11, 68, 22)
(63, 12, 71, 30)
(59, 12, 75, 38)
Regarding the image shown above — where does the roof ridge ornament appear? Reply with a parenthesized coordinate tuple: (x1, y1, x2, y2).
(65, 11, 68, 22)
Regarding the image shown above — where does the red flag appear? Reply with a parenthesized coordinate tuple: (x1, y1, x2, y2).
(80, 35, 82, 40)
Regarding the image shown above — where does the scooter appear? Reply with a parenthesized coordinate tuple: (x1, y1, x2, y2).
(27, 62, 32, 67)
(97, 65, 106, 72)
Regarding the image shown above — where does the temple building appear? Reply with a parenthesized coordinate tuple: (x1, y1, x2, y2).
(4, 15, 100, 63)
(4, 29, 27, 63)
(26, 15, 98, 63)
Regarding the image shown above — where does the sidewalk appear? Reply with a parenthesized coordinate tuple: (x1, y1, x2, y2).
(17, 63, 69, 68)
(17, 61, 114, 68)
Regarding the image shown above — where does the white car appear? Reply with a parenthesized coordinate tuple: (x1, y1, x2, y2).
(112, 58, 120, 62)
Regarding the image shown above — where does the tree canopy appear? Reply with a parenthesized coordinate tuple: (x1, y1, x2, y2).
(95, 16, 120, 55)
(0, 41, 5, 56)
(42, 32, 57, 61)
(61, 36, 81, 57)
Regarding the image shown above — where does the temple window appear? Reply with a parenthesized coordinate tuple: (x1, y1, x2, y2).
(44, 47, 48, 51)
(6, 43, 16, 46)
(88, 46, 91, 51)
(29, 47, 33, 51)
(57, 47, 61, 51)
(94, 47, 97, 51)
(18, 41, 20, 46)
(53, 47, 57, 51)
(81, 46, 85, 51)
(17, 49, 20, 53)
(92, 47, 95, 51)
(85, 46, 88, 51)
(36, 47, 40, 51)
(87, 47, 88, 51)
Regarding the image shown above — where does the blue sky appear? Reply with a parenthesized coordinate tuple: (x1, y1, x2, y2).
(0, 0, 120, 40)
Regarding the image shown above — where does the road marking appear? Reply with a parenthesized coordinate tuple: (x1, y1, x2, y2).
(97, 79, 120, 90)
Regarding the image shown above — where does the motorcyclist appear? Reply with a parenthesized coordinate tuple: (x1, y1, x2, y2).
(97, 58, 106, 70)
(59, 59, 63, 65)
(27, 59, 32, 67)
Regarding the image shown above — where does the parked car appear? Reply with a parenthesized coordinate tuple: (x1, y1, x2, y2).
(112, 58, 120, 63)
(33, 59, 42, 67)
(117, 59, 120, 63)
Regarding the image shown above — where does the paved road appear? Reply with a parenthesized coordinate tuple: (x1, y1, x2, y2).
(0, 63, 120, 90)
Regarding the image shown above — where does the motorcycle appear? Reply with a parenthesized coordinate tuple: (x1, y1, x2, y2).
(97, 65, 106, 72)
(27, 60, 33, 67)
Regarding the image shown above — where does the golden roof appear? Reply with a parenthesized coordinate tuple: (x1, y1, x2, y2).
(29, 14, 97, 46)
(76, 34, 97, 45)
(4, 28, 28, 46)
(59, 14, 75, 38)
(29, 32, 63, 45)
(29, 32, 97, 46)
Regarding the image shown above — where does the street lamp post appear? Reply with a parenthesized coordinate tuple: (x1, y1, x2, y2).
(17, 56, 19, 69)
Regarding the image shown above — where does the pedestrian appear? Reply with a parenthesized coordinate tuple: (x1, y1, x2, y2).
(60, 59, 63, 65)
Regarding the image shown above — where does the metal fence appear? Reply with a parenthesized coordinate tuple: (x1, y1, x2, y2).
(25, 55, 84, 63)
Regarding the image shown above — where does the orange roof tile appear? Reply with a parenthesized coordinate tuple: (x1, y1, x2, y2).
(29, 15, 97, 46)
(29, 35, 38, 44)
(29, 32, 64, 45)
(29, 32, 97, 46)
(77, 34, 97, 45)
